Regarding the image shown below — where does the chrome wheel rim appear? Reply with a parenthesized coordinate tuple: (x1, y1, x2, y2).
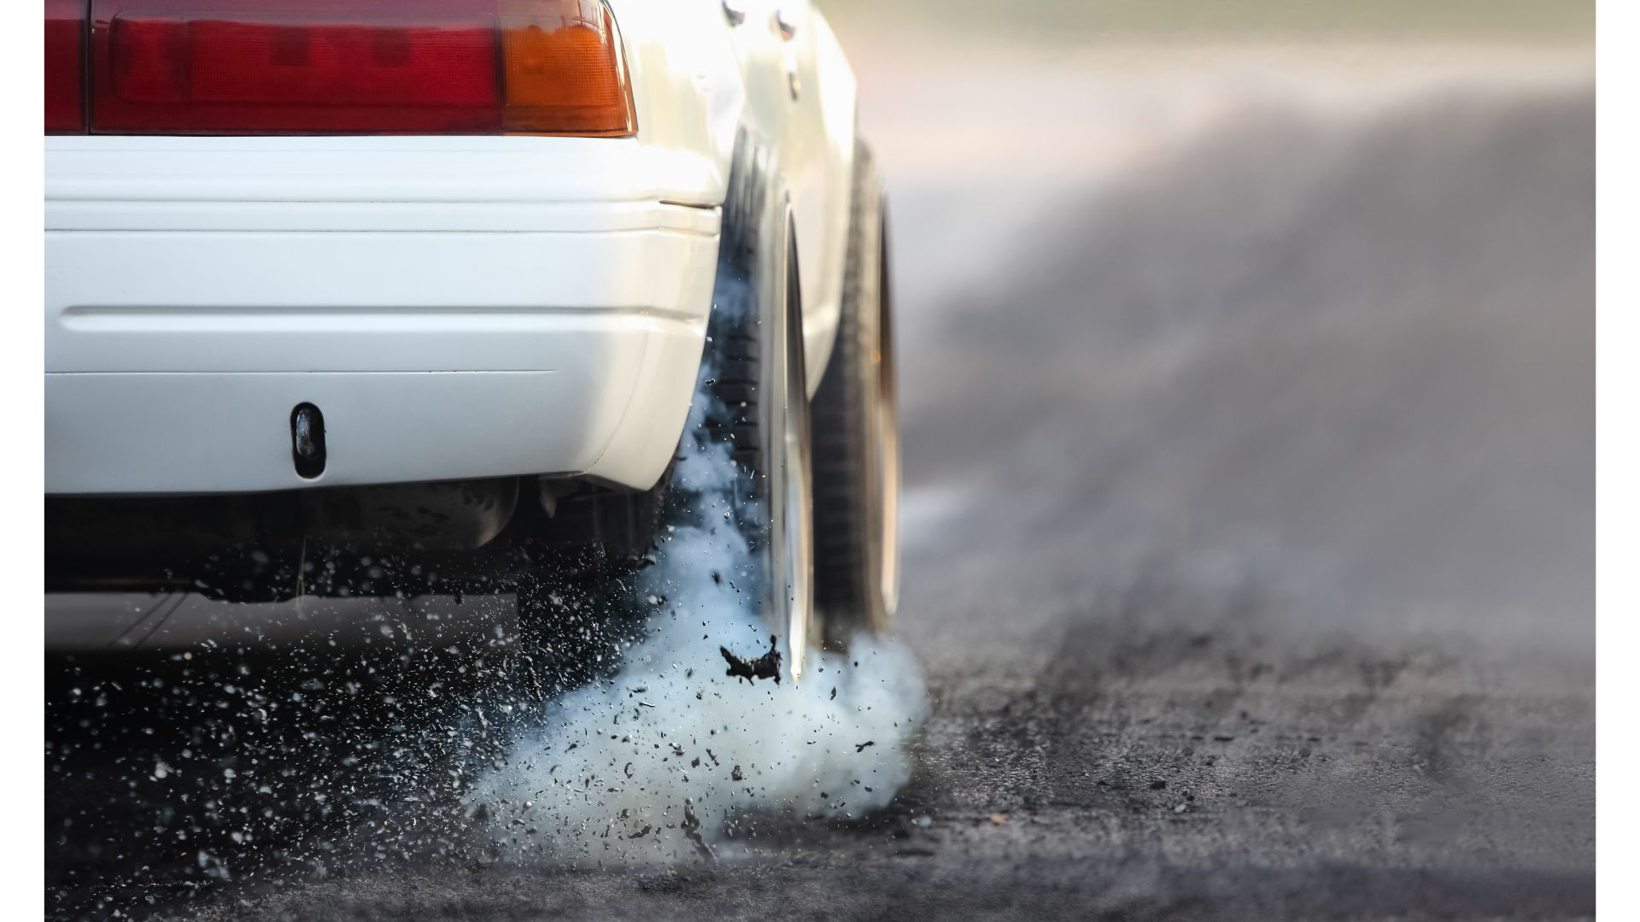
(874, 210, 901, 619)
(766, 225, 814, 680)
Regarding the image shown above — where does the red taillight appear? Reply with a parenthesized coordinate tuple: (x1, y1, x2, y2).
(72, 0, 634, 136)
(46, 0, 86, 133)
(102, 11, 502, 133)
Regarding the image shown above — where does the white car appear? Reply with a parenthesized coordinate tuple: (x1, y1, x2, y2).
(44, 0, 899, 676)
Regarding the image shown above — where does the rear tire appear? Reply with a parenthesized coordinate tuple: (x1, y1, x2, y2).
(698, 133, 816, 680)
(514, 133, 818, 686)
(813, 141, 900, 649)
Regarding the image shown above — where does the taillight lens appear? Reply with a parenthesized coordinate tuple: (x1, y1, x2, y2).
(81, 0, 633, 135)
(46, 0, 86, 133)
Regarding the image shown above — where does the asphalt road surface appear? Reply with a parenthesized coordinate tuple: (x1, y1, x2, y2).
(46, 51, 1593, 921)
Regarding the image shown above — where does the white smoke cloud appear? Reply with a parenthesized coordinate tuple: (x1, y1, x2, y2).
(464, 378, 928, 864)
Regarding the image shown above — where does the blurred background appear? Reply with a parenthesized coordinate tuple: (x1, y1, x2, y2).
(820, 0, 1592, 652)
(810, 1, 1594, 912)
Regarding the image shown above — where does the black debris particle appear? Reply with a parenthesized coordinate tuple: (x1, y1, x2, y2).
(830, 687, 837, 700)
(732, 765, 743, 782)
(629, 825, 652, 839)
(720, 635, 782, 685)
(856, 740, 876, 753)
(681, 799, 714, 862)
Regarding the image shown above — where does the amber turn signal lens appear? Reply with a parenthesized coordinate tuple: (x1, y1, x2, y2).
(502, 0, 634, 135)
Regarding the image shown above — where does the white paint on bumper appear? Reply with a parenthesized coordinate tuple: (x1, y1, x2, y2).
(46, 138, 722, 495)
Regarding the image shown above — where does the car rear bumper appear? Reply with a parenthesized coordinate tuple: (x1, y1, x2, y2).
(46, 137, 722, 495)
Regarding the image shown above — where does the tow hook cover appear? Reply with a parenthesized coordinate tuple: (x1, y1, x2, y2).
(291, 404, 326, 479)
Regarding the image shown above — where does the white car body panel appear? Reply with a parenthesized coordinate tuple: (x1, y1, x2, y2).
(44, 0, 856, 495)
